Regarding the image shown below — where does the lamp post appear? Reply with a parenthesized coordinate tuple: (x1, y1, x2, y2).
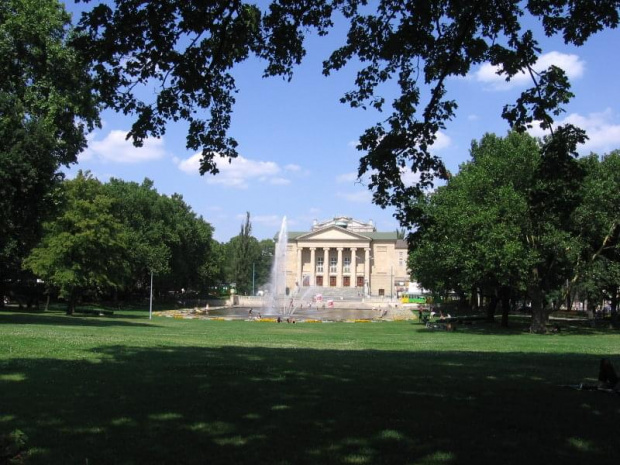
(149, 269, 153, 320)
(252, 263, 255, 296)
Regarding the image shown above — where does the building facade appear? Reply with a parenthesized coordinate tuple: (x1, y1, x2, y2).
(284, 217, 410, 297)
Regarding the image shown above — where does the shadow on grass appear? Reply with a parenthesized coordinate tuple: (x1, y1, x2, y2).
(0, 309, 157, 328)
(1, 344, 619, 464)
(420, 317, 619, 337)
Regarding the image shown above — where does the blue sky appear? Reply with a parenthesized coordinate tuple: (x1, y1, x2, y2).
(62, 3, 620, 242)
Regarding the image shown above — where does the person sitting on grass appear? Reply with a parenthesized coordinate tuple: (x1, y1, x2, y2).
(572, 358, 620, 392)
(598, 358, 619, 391)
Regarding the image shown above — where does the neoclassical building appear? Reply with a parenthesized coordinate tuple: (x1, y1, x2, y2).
(284, 217, 410, 297)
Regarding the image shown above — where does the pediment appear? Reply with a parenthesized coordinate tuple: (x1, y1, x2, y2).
(296, 226, 369, 242)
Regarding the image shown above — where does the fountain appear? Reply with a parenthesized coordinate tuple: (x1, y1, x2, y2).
(265, 216, 292, 315)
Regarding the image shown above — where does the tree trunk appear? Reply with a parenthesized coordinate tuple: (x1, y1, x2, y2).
(66, 291, 76, 315)
(564, 280, 574, 312)
(457, 291, 468, 311)
(486, 293, 498, 322)
(611, 287, 619, 326)
(529, 283, 548, 333)
(500, 286, 510, 327)
(470, 286, 478, 311)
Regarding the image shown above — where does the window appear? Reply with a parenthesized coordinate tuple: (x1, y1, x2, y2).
(317, 257, 324, 273)
(343, 257, 351, 273)
(330, 256, 337, 273)
(399, 252, 404, 267)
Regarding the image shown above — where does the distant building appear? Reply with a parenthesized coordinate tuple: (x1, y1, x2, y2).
(284, 216, 410, 297)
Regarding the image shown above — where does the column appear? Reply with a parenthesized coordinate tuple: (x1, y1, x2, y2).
(323, 247, 330, 287)
(309, 247, 316, 286)
(350, 247, 357, 288)
(337, 247, 343, 287)
(364, 247, 371, 296)
(296, 247, 302, 290)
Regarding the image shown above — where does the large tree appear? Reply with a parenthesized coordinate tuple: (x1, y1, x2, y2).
(73, 0, 619, 225)
(23, 172, 130, 314)
(103, 178, 219, 297)
(570, 151, 620, 314)
(24, 174, 220, 310)
(105, 179, 172, 283)
(224, 212, 263, 295)
(410, 131, 585, 331)
(0, 0, 99, 303)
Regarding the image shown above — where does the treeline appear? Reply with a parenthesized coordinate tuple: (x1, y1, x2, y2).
(4, 172, 273, 314)
(409, 132, 620, 332)
(0, 0, 277, 314)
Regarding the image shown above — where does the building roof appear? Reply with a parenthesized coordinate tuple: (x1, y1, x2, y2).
(288, 230, 398, 241)
(312, 216, 376, 233)
(285, 217, 401, 242)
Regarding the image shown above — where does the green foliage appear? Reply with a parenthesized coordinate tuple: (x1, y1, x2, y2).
(103, 178, 218, 295)
(410, 132, 591, 330)
(411, 132, 539, 292)
(23, 174, 222, 306)
(23, 173, 131, 312)
(1, 0, 99, 164)
(222, 212, 271, 294)
(571, 151, 620, 308)
(0, 0, 99, 300)
(73, 0, 618, 226)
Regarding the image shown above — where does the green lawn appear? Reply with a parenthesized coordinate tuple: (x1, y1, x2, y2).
(1, 309, 619, 465)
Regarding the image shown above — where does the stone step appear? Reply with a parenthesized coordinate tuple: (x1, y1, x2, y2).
(295, 286, 365, 301)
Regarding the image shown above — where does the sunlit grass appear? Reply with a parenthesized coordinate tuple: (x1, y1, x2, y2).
(1, 308, 619, 464)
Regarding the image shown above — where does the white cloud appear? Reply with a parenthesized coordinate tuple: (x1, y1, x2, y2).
(433, 131, 452, 150)
(252, 215, 285, 228)
(269, 177, 291, 185)
(177, 153, 202, 174)
(529, 108, 620, 154)
(176, 153, 286, 189)
(474, 51, 585, 90)
(80, 130, 166, 163)
(336, 172, 359, 183)
(337, 190, 373, 203)
(284, 163, 311, 177)
(400, 168, 422, 188)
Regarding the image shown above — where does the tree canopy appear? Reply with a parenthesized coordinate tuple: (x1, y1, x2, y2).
(23, 172, 130, 314)
(73, 0, 620, 225)
(23, 173, 223, 312)
(410, 132, 619, 331)
(0, 0, 99, 301)
(220, 213, 274, 295)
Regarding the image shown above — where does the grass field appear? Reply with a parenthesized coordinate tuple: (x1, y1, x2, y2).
(1, 308, 619, 465)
